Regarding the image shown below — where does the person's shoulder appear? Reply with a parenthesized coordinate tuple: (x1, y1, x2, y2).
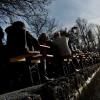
(5, 26, 13, 34)
(26, 31, 35, 38)
(26, 31, 32, 36)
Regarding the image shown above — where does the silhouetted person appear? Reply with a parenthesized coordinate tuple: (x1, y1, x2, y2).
(5, 21, 27, 57)
(26, 31, 39, 51)
(38, 33, 54, 82)
(38, 33, 54, 54)
(5, 21, 39, 57)
(0, 27, 5, 63)
(5, 21, 39, 90)
(0, 27, 8, 94)
(52, 31, 72, 77)
(0, 27, 8, 68)
(0, 27, 4, 46)
(38, 33, 48, 45)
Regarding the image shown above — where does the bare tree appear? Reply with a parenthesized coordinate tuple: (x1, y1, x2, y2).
(46, 18, 57, 34)
(76, 18, 93, 51)
(95, 25, 100, 52)
(75, 18, 98, 52)
(68, 26, 80, 49)
(0, 0, 52, 17)
(0, 0, 58, 37)
(29, 14, 48, 37)
(27, 13, 57, 37)
(76, 18, 88, 45)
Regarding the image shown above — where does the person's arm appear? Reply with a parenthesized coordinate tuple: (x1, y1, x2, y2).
(26, 32, 39, 51)
(68, 38, 73, 52)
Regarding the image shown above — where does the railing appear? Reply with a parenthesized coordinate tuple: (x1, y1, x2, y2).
(53, 52, 100, 100)
(0, 48, 100, 100)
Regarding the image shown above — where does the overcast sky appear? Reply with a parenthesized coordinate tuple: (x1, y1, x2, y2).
(48, 0, 100, 29)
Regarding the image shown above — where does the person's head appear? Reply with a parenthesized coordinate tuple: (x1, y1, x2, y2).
(12, 21, 25, 30)
(39, 33, 48, 39)
(5, 26, 13, 34)
(60, 30, 69, 37)
(53, 32, 60, 39)
(0, 27, 4, 40)
(38, 33, 48, 43)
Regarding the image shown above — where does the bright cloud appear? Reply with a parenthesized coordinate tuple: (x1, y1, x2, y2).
(48, 0, 100, 29)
